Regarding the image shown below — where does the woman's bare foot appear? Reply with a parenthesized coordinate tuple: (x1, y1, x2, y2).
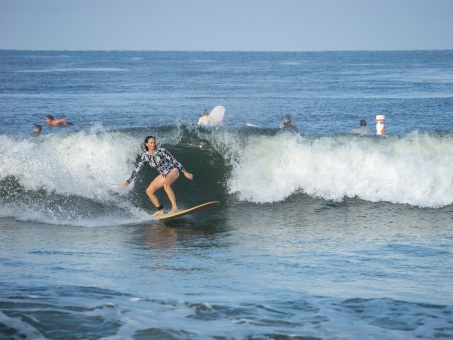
(168, 207, 179, 214)
(152, 209, 164, 216)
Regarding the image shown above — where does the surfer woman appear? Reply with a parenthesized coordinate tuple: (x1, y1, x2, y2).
(119, 136, 193, 216)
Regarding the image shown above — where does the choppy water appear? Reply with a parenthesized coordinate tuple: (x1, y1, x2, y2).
(0, 50, 452, 339)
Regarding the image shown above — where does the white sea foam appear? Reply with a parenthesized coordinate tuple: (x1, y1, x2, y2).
(0, 128, 138, 199)
(0, 128, 152, 226)
(1, 128, 451, 227)
(227, 131, 453, 208)
(0, 126, 190, 226)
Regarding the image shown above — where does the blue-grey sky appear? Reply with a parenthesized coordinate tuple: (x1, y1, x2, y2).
(1, 0, 452, 51)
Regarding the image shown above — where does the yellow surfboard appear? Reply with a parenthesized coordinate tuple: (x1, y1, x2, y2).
(155, 201, 220, 220)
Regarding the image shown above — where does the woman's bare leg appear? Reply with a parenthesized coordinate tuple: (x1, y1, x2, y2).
(163, 169, 180, 213)
(146, 169, 180, 215)
(146, 175, 165, 216)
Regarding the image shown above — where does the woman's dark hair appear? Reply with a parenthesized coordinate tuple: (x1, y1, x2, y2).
(144, 136, 155, 151)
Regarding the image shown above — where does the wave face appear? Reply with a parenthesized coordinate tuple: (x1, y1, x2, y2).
(1, 125, 452, 226)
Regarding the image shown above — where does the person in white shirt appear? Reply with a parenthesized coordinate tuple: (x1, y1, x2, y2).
(351, 119, 373, 135)
(198, 109, 211, 126)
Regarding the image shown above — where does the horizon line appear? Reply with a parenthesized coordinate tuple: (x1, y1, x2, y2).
(1, 48, 452, 53)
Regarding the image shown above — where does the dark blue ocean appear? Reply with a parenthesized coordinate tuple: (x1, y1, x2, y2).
(1, 50, 452, 339)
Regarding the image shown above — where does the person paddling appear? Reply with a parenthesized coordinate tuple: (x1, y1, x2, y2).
(119, 136, 193, 216)
(45, 114, 71, 126)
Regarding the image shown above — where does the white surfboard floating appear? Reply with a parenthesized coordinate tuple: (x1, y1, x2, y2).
(198, 106, 225, 126)
(208, 106, 225, 125)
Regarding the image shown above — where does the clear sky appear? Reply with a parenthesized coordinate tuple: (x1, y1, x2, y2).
(1, 0, 452, 51)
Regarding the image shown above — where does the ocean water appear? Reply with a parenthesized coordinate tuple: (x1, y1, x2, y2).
(0, 50, 452, 339)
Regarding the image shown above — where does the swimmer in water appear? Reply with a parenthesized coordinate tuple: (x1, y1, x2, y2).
(45, 114, 70, 126)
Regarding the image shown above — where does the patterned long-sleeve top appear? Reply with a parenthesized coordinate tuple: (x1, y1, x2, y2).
(126, 148, 185, 183)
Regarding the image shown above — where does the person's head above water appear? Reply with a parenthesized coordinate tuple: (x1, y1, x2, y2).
(33, 124, 42, 135)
